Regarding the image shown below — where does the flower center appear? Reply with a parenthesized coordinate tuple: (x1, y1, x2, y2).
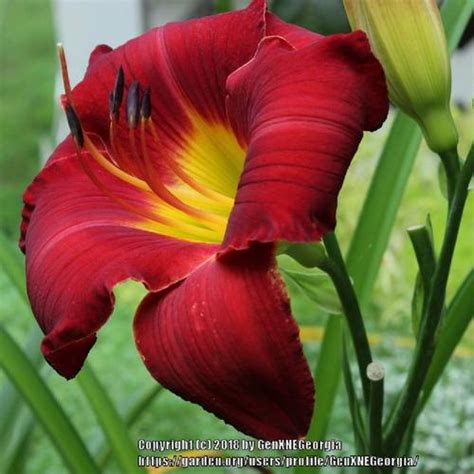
(58, 45, 246, 244)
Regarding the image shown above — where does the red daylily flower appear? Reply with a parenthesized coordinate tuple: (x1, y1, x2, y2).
(20, 0, 388, 440)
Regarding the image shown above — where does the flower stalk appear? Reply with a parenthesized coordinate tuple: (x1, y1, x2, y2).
(384, 144, 474, 453)
(439, 149, 461, 205)
(321, 233, 373, 406)
(367, 361, 384, 458)
(287, 234, 373, 407)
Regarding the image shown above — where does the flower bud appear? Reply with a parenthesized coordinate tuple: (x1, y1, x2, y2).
(343, 0, 458, 153)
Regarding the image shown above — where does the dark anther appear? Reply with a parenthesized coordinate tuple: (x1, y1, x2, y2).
(127, 80, 140, 128)
(65, 104, 84, 147)
(108, 91, 115, 117)
(140, 87, 151, 120)
(110, 66, 124, 121)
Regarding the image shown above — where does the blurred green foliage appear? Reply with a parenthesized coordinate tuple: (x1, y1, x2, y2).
(271, 0, 350, 34)
(0, 0, 56, 239)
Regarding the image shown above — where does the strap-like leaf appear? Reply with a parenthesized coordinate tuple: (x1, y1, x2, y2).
(76, 366, 141, 474)
(0, 231, 141, 473)
(419, 269, 474, 410)
(0, 326, 100, 474)
(298, 314, 343, 464)
(407, 218, 436, 338)
(96, 385, 163, 467)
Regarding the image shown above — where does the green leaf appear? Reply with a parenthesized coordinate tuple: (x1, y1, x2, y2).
(0, 231, 139, 473)
(296, 315, 343, 473)
(0, 232, 44, 456)
(440, 0, 474, 53)
(407, 217, 436, 338)
(76, 367, 141, 474)
(1, 405, 35, 474)
(411, 274, 424, 338)
(346, 113, 422, 310)
(0, 327, 42, 452)
(278, 254, 341, 314)
(419, 269, 474, 410)
(0, 231, 27, 298)
(96, 385, 163, 467)
(0, 326, 100, 474)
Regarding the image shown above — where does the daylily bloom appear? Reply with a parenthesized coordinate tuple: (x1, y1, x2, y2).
(20, 0, 388, 440)
(343, 0, 458, 153)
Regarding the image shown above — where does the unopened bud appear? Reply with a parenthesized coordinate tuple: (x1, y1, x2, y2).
(343, 0, 458, 153)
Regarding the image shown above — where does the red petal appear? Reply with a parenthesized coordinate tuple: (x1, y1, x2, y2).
(223, 32, 388, 251)
(87, 44, 113, 67)
(22, 138, 217, 379)
(134, 244, 314, 440)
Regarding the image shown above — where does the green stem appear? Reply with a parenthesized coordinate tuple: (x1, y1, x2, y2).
(385, 145, 474, 453)
(366, 362, 384, 458)
(322, 233, 372, 406)
(439, 149, 460, 204)
(418, 269, 474, 412)
(398, 418, 417, 474)
(342, 339, 368, 453)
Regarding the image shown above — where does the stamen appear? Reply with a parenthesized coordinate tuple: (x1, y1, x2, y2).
(122, 85, 226, 227)
(127, 81, 140, 128)
(108, 92, 115, 120)
(83, 134, 151, 193)
(72, 143, 219, 242)
(133, 118, 223, 230)
(57, 43, 72, 102)
(56, 44, 227, 243)
(109, 119, 143, 178)
(110, 66, 124, 121)
(65, 104, 84, 148)
(140, 87, 151, 120)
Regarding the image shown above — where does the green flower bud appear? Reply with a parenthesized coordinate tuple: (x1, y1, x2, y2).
(343, 0, 458, 153)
